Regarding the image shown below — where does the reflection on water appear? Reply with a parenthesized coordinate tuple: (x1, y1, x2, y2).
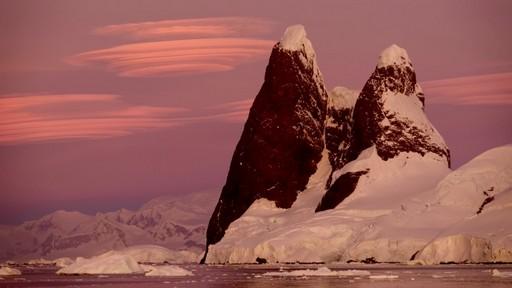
(1, 264, 511, 287)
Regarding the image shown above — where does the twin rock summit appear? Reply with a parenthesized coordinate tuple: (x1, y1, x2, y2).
(201, 25, 512, 264)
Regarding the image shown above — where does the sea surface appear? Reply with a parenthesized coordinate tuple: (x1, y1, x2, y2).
(1, 264, 511, 287)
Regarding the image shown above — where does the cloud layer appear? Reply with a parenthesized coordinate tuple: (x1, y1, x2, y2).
(422, 72, 512, 105)
(0, 94, 186, 144)
(94, 17, 274, 39)
(206, 98, 253, 122)
(69, 17, 276, 77)
(69, 38, 274, 77)
(0, 93, 254, 144)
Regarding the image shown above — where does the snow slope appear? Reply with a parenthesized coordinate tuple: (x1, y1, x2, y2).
(414, 146, 512, 264)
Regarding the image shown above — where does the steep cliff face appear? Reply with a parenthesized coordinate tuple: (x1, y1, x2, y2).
(351, 44, 450, 166)
(324, 87, 359, 186)
(202, 25, 329, 260)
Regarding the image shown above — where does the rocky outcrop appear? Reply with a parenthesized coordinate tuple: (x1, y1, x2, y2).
(202, 25, 329, 261)
(324, 87, 358, 186)
(316, 169, 368, 212)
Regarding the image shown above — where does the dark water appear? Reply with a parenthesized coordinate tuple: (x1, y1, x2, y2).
(1, 264, 511, 287)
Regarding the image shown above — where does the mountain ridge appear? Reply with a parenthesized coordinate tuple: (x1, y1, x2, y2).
(202, 25, 512, 264)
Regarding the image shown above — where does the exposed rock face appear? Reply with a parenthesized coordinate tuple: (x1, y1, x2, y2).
(351, 44, 450, 166)
(316, 170, 368, 212)
(202, 25, 328, 260)
(324, 87, 358, 186)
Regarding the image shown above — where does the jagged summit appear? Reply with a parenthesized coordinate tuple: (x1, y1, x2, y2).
(279, 25, 307, 49)
(278, 24, 317, 63)
(377, 44, 412, 68)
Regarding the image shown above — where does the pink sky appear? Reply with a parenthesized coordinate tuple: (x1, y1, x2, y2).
(1, 0, 511, 224)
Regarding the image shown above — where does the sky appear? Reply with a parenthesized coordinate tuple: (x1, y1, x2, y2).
(1, 0, 511, 224)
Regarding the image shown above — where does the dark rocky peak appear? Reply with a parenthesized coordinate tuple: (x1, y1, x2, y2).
(202, 25, 329, 260)
(351, 44, 450, 166)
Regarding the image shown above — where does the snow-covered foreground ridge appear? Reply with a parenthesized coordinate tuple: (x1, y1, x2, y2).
(203, 24, 512, 264)
(206, 145, 512, 264)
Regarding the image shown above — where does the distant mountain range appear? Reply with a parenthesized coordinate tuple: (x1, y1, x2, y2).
(0, 192, 216, 261)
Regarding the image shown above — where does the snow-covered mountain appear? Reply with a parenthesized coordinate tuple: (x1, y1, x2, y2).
(202, 25, 512, 264)
(0, 192, 215, 262)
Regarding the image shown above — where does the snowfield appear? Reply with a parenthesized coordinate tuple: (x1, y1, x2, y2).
(205, 145, 512, 264)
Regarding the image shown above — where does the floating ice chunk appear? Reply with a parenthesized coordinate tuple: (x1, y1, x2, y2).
(141, 265, 193, 277)
(0, 266, 22, 276)
(263, 266, 370, 277)
(369, 274, 399, 279)
(56, 253, 144, 275)
(492, 269, 512, 277)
